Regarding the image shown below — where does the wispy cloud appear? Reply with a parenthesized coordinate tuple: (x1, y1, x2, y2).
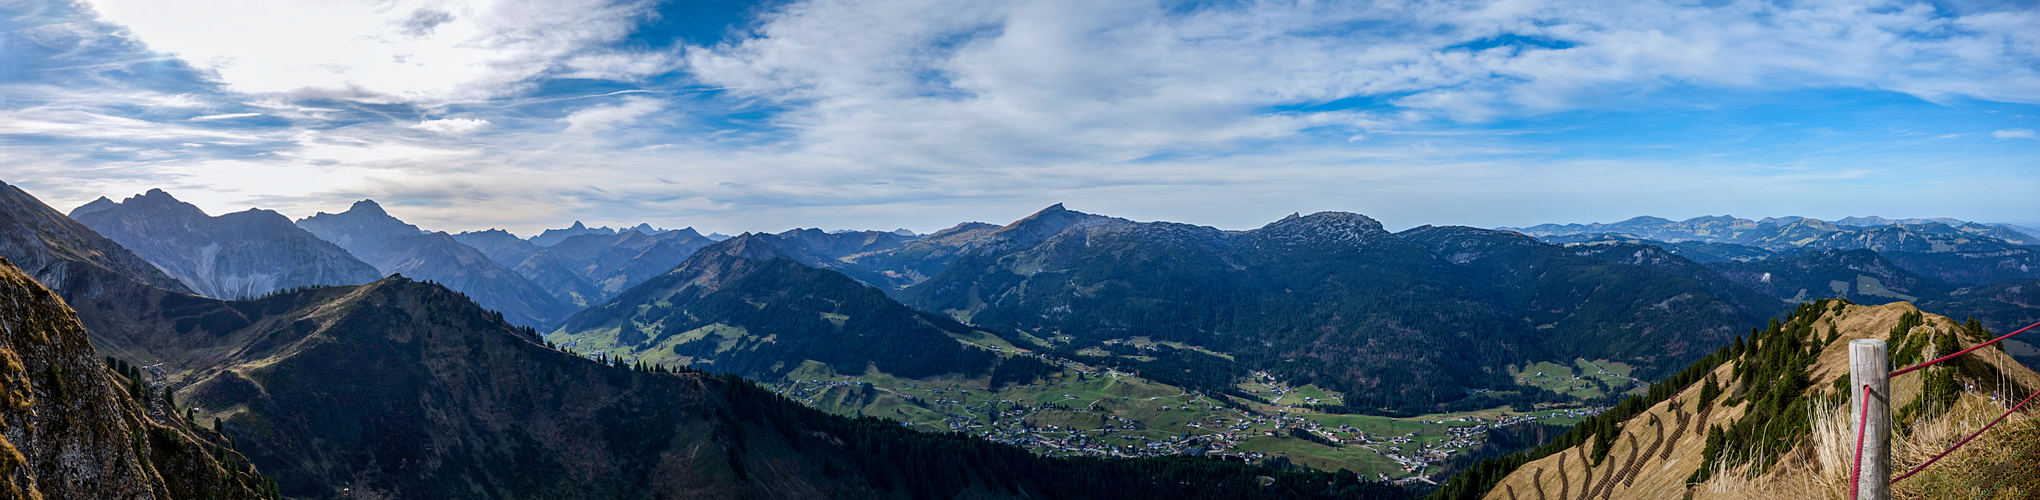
(562, 96, 666, 134)
(2, 0, 2034, 235)
(189, 113, 262, 121)
(411, 118, 492, 135)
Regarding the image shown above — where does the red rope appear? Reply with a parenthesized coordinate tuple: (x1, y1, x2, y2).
(1850, 383, 1871, 500)
(1891, 319, 2040, 377)
(1890, 386, 2040, 483)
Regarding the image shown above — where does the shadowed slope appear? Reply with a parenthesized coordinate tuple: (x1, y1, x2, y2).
(0, 257, 274, 500)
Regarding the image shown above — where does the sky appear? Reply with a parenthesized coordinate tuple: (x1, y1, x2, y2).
(2, 0, 2037, 237)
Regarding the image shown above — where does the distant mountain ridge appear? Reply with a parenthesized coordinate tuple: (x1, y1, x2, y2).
(882, 205, 1782, 413)
(296, 200, 575, 328)
(456, 226, 719, 306)
(70, 189, 381, 299)
(1503, 214, 2038, 248)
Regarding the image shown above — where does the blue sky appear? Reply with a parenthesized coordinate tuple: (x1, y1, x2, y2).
(3, 0, 2036, 236)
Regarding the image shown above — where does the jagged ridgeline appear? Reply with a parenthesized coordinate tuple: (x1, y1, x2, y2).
(164, 271, 1405, 499)
(1428, 300, 2040, 500)
(0, 256, 278, 500)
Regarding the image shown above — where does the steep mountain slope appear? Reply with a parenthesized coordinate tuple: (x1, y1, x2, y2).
(556, 233, 996, 381)
(296, 200, 575, 328)
(453, 229, 605, 307)
(163, 273, 1403, 500)
(726, 228, 923, 288)
(69, 189, 381, 299)
(0, 257, 274, 500)
(897, 206, 1780, 413)
(0, 180, 192, 296)
(0, 180, 257, 364)
(1433, 301, 2040, 500)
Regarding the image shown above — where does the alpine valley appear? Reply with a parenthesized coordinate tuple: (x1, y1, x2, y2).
(5, 178, 2039, 499)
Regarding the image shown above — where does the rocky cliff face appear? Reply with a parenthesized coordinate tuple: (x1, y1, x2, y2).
(70, 189, 382, 299)
(0, 257, 273, 500)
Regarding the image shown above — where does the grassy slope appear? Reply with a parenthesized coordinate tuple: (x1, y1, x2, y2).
(1476, 302, 2040, 500)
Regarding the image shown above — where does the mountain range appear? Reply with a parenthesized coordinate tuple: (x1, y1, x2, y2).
(0, 180, 1408, 499)
(9, 175, 2040, 498)
(557, 205, 1782, 416)
(294, 200, 578, 328)
(1503, 215, 2040, 248)
(70, 189, 382, 299)
(454, 226, 719, 307)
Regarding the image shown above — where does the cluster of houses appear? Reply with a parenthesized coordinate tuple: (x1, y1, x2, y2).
(760, 363, 1612, 482)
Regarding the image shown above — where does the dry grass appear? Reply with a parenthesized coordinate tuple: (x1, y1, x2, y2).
(1701, 388, 2040, 500)
(1890, 397, 2040, 500)
(1693, 397, 1852, 499)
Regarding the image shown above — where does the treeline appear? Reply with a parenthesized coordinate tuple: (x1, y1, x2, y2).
(1689, 300, 1846, 482)
(1425, 299, 1849, 500)
(989, 354, 1060, 387)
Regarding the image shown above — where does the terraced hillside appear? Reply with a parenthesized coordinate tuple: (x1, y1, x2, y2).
(1429, 300, 2040, 500)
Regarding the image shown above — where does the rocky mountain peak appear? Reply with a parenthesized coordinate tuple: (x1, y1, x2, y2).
(68, 196, 118, 218)
(984, 203, 1101, 249)
(113, 188, 209, 219)
(349, 199, 389, 216)
(1256, 210, 1384, 236)
(710, 232, 791, 261)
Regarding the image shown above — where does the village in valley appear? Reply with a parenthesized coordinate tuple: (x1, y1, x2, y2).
(762, 347, 1615, 482)
(553, 327, 1624, 481)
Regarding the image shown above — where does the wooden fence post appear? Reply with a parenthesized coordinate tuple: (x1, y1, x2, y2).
(1851, 339, 1890, 500)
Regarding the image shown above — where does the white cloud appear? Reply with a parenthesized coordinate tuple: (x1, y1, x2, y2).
(562, 96, 664, 133)
(411, 118, 492, 135)
(0, 106, 262, 141)
(1994, 129, 2037, 139)
(83, 0, 665, 104)
(683, 0, 2040, 167)
(189, 112, 261, 120)
(16, 0, 2037, 235)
